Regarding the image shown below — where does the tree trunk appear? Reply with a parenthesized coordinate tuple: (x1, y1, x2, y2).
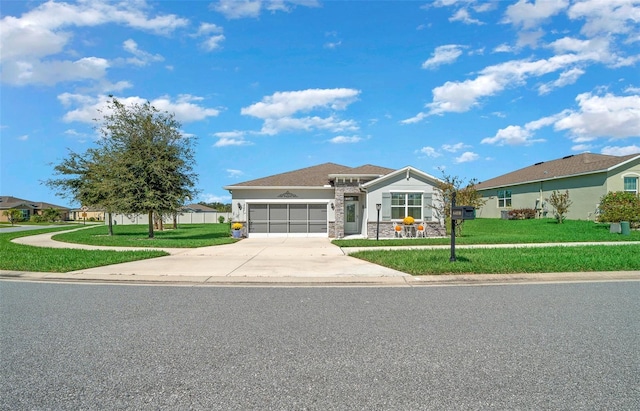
(148, 210, 154, 238)
(108, 212, 113, 236)
(173, 212, 177, 229)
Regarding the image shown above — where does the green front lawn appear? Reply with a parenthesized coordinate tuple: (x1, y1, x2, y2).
(333, 218, 640, 247)
(0, 227, 168, 273)
(52, 223, 238, 248)
(351, 244, 640, 275)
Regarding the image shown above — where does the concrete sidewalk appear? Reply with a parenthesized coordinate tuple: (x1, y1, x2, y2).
(3, 229, 640, 286)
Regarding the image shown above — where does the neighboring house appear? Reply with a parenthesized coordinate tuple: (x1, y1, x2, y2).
(0, 196, 70, 222)
(223, 163, 445, 238)
(475, 153, 640, 220)
(109, 204, 231, 225)
(70, 207, 104, 221)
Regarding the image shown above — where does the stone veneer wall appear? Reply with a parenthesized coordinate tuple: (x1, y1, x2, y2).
(366, 221, 446, 239)
(333, 180, 362, 238)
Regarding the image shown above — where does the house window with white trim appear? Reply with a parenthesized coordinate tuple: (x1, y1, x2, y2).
(624, 176, 638, 194)
(497, 190, 512, 208)
(391, 193, 422, 220)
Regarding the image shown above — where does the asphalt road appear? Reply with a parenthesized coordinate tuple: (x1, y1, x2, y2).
(1, 281, 639, 410)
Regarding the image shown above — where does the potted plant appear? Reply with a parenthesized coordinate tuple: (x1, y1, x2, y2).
(231, 222, 243, 238)
(403, 216, 415, 225)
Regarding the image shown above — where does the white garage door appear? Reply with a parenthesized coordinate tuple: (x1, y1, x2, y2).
(248, 203, 328, 237)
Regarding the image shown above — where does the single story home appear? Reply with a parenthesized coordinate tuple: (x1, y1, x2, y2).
(0, 196, 70, 222)
(70, 206, 104, 221)
(475, 153, 640, 220)
(223, 163, 445, 238)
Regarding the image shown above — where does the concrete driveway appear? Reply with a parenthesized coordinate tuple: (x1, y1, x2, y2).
(63, 237, 410, 279)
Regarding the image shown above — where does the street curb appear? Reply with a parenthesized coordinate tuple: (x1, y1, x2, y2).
(2, 270, 639, 287)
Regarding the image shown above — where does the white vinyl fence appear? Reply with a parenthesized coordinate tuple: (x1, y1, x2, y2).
(109, 212, 232, 225)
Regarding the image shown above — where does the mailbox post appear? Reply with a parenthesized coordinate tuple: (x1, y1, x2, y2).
(449, 193, 475, 262)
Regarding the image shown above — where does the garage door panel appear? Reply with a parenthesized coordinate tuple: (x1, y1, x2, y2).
(248, 203, 327, 236)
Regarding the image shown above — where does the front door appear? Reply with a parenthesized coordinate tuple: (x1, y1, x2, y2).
(344, 197, 359, 235)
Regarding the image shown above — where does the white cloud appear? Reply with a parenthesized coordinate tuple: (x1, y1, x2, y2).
(226, 169, 244, 177)
(17, 135, 29, 141)
(212, 0, 319, 19)
(568, 0, 640, 39)
(421, 48, 611, 117)
(0, 0, 188, 86)
(454, 151, 479, 163)
(600, 145, 640, 156)
(201, 193, 231, 203)
(329, 135, 362, 144)
(554, 92, 640, 140)
(194, 23, 226, 51)
(503, 0, 569, 30)
(485, 91, 640, 147)
(571, 144, 593, 152)
(418, 146, 442, 158)
(442, 142, 470, 152)
(60, 93, 220, 124)
(422, 45, 465, 69)
(121, 39, 164, 66)
(241, 88, 360, 135)
(538, 67, 585, 95)
(493, 43, 515, 53)
(214, 137, 253, 147)
(449, 8, 483, 25)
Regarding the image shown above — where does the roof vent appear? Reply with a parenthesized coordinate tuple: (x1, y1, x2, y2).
(562, 155, 574, 159)
(534, 161, 544, 166)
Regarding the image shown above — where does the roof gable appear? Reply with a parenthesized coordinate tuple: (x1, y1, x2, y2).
(476, 153, 640, 190)
(361, 166, 442, 188)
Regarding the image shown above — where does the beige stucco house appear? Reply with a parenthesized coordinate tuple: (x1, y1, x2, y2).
(475, 153, 640, 220)
(0, 196, 70, 222)
(224, 163, 445, 238)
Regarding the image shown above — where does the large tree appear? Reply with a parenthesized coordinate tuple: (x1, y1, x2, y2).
(47, 97, 198, 238)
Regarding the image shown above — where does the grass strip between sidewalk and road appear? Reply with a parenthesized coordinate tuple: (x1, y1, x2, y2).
(350, 244, 640, 275)
(1, 227, 168, 273)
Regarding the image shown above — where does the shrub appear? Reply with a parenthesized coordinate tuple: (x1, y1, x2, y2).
(507, 208, 537, 220)
(546, 190, 572, 224)
(598, 191, 640, 223)
(30, 214, 45, 223)
(218, 215, 225, 224)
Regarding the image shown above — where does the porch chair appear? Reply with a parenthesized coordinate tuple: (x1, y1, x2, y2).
(393, 222, 404, 238)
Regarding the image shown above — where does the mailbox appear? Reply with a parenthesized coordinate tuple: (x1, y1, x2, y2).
(451, 206, 475, 220)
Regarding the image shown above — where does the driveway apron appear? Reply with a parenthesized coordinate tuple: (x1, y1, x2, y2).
(66, 238, 410, 278)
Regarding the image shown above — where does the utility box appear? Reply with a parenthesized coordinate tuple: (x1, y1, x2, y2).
(452, 206, 475, 220)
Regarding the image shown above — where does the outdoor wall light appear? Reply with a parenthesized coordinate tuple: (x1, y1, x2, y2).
(237, 203, 242, 210)
(330, 202, 335, 210)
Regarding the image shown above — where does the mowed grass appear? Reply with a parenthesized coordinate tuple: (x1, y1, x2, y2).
(333, 218, 640, 247)
(351, 244, 640, 275)
(52, 223, 237, 248)
(0, 227, 167, 273)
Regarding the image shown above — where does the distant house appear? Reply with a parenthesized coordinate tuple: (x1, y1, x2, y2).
(70, 207, 104, 221)
(475, 153, 640, 220)
(0, 196, 71, 222)
(224, 163, 445, 238)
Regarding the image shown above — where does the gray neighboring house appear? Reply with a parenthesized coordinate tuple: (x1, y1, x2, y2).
(475, 153, 640, 220)
(224, 163, 445, 238)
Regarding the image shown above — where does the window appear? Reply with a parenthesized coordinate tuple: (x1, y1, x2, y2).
(497, 190, 512, 208)
(624, 176, 638, 193)
(391, 193, 422, 220)
(19, 209, 30, 220)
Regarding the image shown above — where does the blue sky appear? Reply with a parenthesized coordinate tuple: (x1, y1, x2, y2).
(1, 0, 639, 208)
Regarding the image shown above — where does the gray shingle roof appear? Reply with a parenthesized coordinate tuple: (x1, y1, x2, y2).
(476, 153, 640, 190)
(226, 162, 395, 188)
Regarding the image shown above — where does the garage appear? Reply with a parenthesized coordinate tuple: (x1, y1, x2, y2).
(248, 203, 328, 236)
